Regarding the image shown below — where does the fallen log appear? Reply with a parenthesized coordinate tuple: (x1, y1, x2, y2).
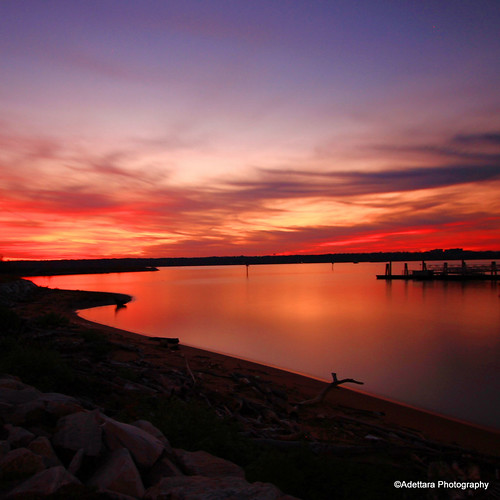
(297, 372, 363, 406)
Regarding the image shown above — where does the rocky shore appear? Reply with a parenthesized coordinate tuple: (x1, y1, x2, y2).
(1, 278, 499, 499)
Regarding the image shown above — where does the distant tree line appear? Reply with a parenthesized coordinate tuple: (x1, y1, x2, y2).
(2, 248, 500, 277)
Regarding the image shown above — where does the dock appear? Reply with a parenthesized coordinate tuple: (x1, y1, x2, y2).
(376, 261, 499, 281)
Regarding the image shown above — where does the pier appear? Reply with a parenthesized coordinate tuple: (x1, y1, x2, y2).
(377, 261, 499, 281)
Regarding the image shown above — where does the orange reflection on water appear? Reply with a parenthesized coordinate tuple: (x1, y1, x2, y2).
(32, 262, 500, 429)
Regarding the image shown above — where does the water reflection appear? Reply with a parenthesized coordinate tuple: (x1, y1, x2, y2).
(31, 262, 500, 429)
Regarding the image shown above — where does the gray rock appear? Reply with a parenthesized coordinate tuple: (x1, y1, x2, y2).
(28, 436, 62, 468)
(102, 415, 164, 469)
(5, 424, 35, 448)
(9, 398, 45, 425)
(174, 449, 245, 478)
(0, 440, 11, 459)
(98, 490, 138, 500)
(132, 419, 172, 450)
(68, 448, 85, 475)
(144, 475, 288, 500)
(0, 278, 37, 300)
(145, 456, 184, 487)
(0, 447, 45, 480)
(0, 387, 42, 405)
(87, 447, 145, 498)
(39, 392, 84, 417)
(5, 465, 81, 499)
(52, 409, 103, 456)
(0, 375, 26, 390)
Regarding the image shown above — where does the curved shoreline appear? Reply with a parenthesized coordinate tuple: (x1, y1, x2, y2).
(69, 291, 500, 457)
(11, 282, 500, 459)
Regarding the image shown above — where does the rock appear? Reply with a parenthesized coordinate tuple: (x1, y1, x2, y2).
(52, 409, 103, 456)
(0, 447, 45, 480)
(0, 440, 11, 459)
(174, 449, 245, 478)
(132, 419, 172, 450)
(5, 424, 35, 448)
(28, 436, 62, 468)
(87, 447, 145, 498)
(68, 448, 85, 475)
(8, 395, 81, 426)
(144, 475, 289, 500)
(0, 375, 26, 391)
(98, 491, 138, 500)
(145, 456, 184, 487)
(5, 465, 82, 499)
(9, 398, 45, 425)
(0, 387, 42, 406)
(39, 392, 84, 417)
(102, 416, 164, 469)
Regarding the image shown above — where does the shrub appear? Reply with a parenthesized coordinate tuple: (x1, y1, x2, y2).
(0, 304, 25, 334)
(0, 342, 77, 393)
(32, 312, 70, 329)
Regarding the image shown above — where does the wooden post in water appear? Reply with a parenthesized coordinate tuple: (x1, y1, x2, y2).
(404, 263, 408, 276)
(492, 261, 497, 276)
(443, 262, 448, 275)
(385, 262, 392, 276)
(246, 264, 249, 278)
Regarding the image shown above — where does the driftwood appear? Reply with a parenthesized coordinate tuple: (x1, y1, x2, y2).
(183, 355, 197, 385)
(297, 372, 363, 406)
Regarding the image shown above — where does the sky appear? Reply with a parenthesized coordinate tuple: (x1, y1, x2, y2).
(1, 0, 500, 260)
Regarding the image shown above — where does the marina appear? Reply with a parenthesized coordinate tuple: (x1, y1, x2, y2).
(377, 260, 499, 281)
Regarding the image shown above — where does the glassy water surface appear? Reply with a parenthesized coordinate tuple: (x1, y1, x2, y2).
(32, 262, 500, 429)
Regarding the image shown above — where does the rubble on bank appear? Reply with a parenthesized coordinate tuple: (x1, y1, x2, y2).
(0, 375, 297, 499)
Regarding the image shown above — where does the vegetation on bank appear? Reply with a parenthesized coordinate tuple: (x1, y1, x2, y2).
(0, 302, 427, 499)
(2, 248, 499, 277)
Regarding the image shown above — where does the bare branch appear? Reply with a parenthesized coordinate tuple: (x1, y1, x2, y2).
(297, 372, 363, 406)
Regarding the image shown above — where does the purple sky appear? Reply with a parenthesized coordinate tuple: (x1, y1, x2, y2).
(1, 1, 500, 259)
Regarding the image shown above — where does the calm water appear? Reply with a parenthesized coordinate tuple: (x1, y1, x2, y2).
(31, 262, 500, 429)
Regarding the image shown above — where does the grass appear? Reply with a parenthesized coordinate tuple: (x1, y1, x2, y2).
(0, 339, 77, 394)
(0, 304, 26, 333)
(81, 330, 113, 359)
(32, 312, 70, 329)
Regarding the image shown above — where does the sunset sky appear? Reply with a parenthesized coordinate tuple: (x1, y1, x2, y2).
(1, 1, 500, 260)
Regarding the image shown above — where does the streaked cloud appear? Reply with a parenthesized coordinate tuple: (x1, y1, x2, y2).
(1, 1, 499, 259)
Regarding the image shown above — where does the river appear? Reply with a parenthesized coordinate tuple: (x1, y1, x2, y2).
(31, 261, 500, 430)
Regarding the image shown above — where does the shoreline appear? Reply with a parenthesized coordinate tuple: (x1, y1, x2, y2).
(6, 281, 500, 460)
(3, 280, 499, 497)
(63, 292, 500, 458)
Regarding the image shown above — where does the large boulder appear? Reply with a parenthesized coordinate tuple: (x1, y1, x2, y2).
(28, 436, 62, 468)
(5, 424, 35, 448)
(174, 449, 245, 478)
(87, 447, 145, 498)
(102, 415, 165, 469)
(0, 440, 11, 459)
(0, 447, 45, 480)
(144, 476, 291, 500)
(145, 456, 184, 488)
(0, 375, 27, 391)
(5, 465, 81, 499)
(132, 419, 172, 451)
(52, 409, 103, 456)
(38, 392, 84, 417)
(0, 386, 42, 406)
